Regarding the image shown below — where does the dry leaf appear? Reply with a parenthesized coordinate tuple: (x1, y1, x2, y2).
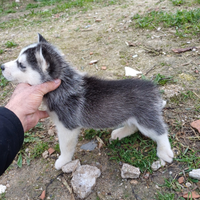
(183, 191, 200, 199)
(48, 147, 55, 155)
(40, 190, 46, 200)
(190, 120, 200, 133)
(172, 47, 196, 53)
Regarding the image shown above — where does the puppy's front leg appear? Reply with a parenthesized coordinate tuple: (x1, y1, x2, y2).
(55, 125, 81, 170)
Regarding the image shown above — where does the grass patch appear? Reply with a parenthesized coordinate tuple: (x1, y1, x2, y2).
(142, 73, 176, 86)
(0, 0, 122, 29)
(0, 71, 8, 87)
(108, 132, 157, 172)
(170, 91, 197, 104)
(31, 141, 49, 159)
(5, 40, 18, 48)
(170, 0, 185, 6)
(0, 49, 4, 54)
(155, 191, 175, 200)
(132, 9, 200, 36)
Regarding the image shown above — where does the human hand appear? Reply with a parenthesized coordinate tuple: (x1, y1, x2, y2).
(5, 80, 61, 132)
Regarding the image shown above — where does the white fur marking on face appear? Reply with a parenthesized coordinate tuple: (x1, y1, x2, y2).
(18, 43, 38, 58)
(2, 53, 42, 85)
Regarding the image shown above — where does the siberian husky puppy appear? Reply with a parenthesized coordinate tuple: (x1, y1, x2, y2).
(1, 34, 173, 169)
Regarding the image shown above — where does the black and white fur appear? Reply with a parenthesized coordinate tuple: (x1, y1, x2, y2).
(1, 34, 174, 169)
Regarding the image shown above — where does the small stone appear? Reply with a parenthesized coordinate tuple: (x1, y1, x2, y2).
(101, 66, 107, 70)
(183, 191, 200, 199)
(42, 151, 48, 159)
(125, 67, 142, 77)
(186, 182, 192, 187)
(130, 180, 138, 185)
(121, 163, 140, 179)
(89, 60, 98, 65)
(151, 160, 166, 171)
(71, 165, 101, 199)
(48, 148, 55, 155)
(90, 52, 93, 55)
(80, 140, 97, 151)
(48, 129, 55, 136)
(0, 185, 6, 194)
(95, 19, 102, 22)
(62, 159, 81, 173)
(178, 177, 184, 184)
(190, 120, 200, 133)
(189, 169, 200, 180)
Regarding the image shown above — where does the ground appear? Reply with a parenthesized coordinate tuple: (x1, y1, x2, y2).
(0, 0, 200, 199)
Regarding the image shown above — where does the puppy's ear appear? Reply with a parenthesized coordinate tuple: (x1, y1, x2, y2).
(35, 46, 49, 71)
(38, 33, 48, 43)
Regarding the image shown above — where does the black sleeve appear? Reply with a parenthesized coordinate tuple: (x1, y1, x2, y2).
(0, 107, 24, 176)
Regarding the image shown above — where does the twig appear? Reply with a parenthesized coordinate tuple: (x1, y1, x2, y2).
(39, 172, 64, 199)
(131, 185, 142, 200)
(193, 91, 200, 99)
(144, 65, 157, 76)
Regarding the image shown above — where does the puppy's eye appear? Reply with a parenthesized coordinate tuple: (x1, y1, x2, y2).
(19, 62, 26, 69)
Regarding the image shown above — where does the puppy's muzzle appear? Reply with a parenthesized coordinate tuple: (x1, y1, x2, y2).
(1, 65, 5, 71)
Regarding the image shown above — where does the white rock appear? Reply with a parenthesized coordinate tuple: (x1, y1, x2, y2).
(71, 165, 101, 199)
(89, 60, 98, 65)
(0, 185, 6, 194)
(125, 67, 142, 77)
(151, 160, 166, 171)
(189, 169, 200, 180)
(121, 163, 140, 179)
(62, 159, 81, 173)
(15, 0, 20, 2)
(186, 182, 192, 187)
(42, 150, 48, 159)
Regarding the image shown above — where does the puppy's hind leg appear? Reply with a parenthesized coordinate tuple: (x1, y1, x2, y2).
(133, 118, 174, 163)
(111, 124, 138, 140)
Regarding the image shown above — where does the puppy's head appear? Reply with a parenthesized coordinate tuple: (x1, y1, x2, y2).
(1, 34, 62, 85)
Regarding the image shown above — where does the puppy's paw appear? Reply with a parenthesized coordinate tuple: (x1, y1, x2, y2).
(111, 128, 124, 140)
(55, 156, 71, 170)
(157, 146, 174, 163)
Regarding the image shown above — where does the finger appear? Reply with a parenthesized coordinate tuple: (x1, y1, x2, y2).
(37, 110, 49, 120)
(38, 79, 61, 95)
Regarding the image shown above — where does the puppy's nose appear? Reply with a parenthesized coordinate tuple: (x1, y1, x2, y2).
(1, 65, 5, 71)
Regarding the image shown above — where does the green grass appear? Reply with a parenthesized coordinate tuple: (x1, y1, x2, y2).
(0, 49, 4, 54)
(132, 9, 200, 36)
(170, 91, 197, 104)
(0, 0, 121, 29)
(108, 133, 157, 173)
(142, 73, 176, 86)
(155, 191, 175, 200)
(0, 72, 8, 87)
(31, 141, 49, 158)
(170, 0, 185, 6)
(5, 40, 18, 48)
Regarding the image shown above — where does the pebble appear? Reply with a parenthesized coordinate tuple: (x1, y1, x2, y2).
(178, 177, 184, 184)
(0, 185, 6, 194)
(71, 165, 101, 199)
(42, 151, 48, 159)
(80, 140, 97, 151)
(121, 163, 140, 179)
(62, 159, 81, 173)
(151, 160, 165, 171)
(186, 182, 192, 187)
(189, 169, 200, 180)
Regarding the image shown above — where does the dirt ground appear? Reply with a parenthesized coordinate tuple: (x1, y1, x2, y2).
(0, 0, 200, 199)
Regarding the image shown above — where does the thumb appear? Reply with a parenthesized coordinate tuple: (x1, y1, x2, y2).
(38, 79, 61, 95)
